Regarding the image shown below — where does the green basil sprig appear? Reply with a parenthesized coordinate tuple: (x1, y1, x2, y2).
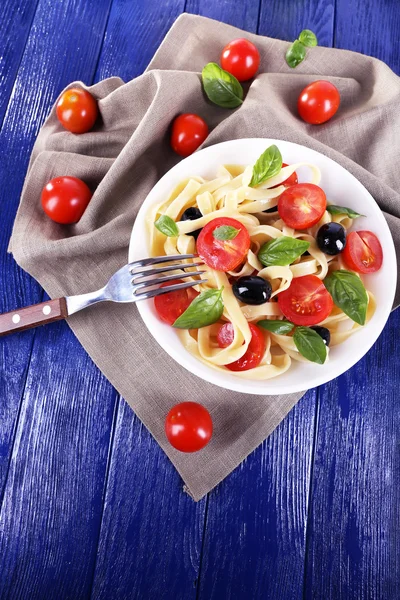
(155, 215, 179, 237)
(257, 320, 295, 335)
(324, 270, 368, 325)
(285, 29, 318, 68)
(202, 63, 243, 108)
(299, 29, 318, 47)
(293, 326, 327, 364)
(173, 288, 224, 329)
(326, 205, 365, 219)
(258, 236, 310, 266)
(213, 225, 239, 241)
(249, 145, 283, 188)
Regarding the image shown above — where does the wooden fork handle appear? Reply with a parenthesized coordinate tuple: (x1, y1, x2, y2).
(0, 298, 68, 337)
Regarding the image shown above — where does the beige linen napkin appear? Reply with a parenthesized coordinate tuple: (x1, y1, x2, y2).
(9, 14, 400, 500)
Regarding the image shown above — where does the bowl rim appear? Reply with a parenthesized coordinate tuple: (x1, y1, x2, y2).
(129, 138, 397, 395)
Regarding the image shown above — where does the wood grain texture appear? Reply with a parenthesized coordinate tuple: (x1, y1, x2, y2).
(0, 298, 67, 337)
(91, 400, 207, 600)
(0, 0, 39, 127)
(258, 0, 334, 46)
(185, 0, 260, 31)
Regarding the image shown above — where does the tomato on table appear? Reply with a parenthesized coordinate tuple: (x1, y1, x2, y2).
(170, 113, 209, 157)
(217, 322, 266, 371)
(220, 38, 260, 81)
(154, 280, 199, 325)
(56, 87, 98, 133)
(343, 230, 383, 273)
(278, 183, 327, 229)
(41, 176, 92, 224)
(277, 274, 333, 326)
(298, 80, 340, 125)
(165, 402, 213, 452)
(197, 217, 250, 271)
(271, 163, 298, 189)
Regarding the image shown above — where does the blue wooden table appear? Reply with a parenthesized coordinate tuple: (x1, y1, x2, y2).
(1, 1, 399, 598)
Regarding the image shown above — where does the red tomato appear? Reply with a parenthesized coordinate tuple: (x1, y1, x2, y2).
(298, 80, 340, 125)
(217, 322, 266, 371)
(278, 274, 333, 326)
(56, 88, 98, 134)
(271, 163, 298, 189)
(278, 183, 327, 230)
(197, 217, 251, 271)
(343, 230, 383, 274)
(165, 402, 213, 452)
(41, 176, 92, 224)
(220, 38, 260, 81)
(154, 280, 199, 325)
(171, 113, 209, 157)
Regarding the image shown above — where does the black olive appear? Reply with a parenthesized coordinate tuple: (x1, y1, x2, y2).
(180, 207, 203, 240)
(311, 326, 331, 346)
(316, 222, 346, 255)
(232, 276, 272, 305)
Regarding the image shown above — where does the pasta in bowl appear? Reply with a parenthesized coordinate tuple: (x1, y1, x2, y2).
(129, 139, 396, 395)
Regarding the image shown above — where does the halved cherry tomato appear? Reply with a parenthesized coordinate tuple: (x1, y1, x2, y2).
(278, 183, 327, 230)
(343, 230, 383, 273)
(56, 88, 98, 134)
(171, 113, 209, 157)
(41, 176, 92, 224)
(217, 322, 266, 371)
(197, 217, 250, 271)
(298, 80, 340, 125)
(165, 402, 213, 453)
(220, 38, 260, 82)
(154, 281, 199, 325)
(278, 274, 333, 326)
(271, 163, 298, 189)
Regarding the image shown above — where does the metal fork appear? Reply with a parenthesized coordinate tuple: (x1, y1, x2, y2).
(0, 254, 206, 337)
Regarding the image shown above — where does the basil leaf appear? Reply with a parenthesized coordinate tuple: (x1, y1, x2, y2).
(285, 40, 306, 68)
(298, 29, 318, 47)
(293, 326, 327, 364)
(324, 270, 368, 325)
(249, 145, 283, 188)
(326, 205, 365, 219)
(213, 225, 239, 241)
(155, 215, 179, 237)
(257, 320, 295, 335)
(258, 236, 310, 266)
(202, 63, 243, 108)
(173, 288, 224, 329)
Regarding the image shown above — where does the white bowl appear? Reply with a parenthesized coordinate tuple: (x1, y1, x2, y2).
(129, 139, 397, 395)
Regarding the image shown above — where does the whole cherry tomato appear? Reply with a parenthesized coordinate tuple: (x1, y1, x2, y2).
(297, 80, 340, 125)
(171, 113, 209, 157)
(56, 87, 98, 134)
(165, 402, 213, 452)
(41, 176, 92, 224)
(220, 38, 260, 81)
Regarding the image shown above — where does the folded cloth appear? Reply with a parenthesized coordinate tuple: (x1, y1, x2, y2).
(9, 14, 400, 500)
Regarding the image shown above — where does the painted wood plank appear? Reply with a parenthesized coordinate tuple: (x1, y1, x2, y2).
(305, 2, 400, 597)
(185, 0, 259, 31)
(258, 0, 334, 47)
(0, 0, 39, 127)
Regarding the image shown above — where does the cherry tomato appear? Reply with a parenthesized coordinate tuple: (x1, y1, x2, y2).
(271, 163, 298, 189)
(41, 176, 92, 224)
(217, 322, 266, 371)
(56, 88, 98, 134)
(278, 183, 327, 230)
(343, 230, 383, 274)
(170, 113, 209, 157)
(165, 402, 213, 453)
(278, 274, 333, 326)
(154, 280, 199, 325)
(220, 38, 260, 82)
(298, 80, 340, 125)
(197, 217, 251, 271)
